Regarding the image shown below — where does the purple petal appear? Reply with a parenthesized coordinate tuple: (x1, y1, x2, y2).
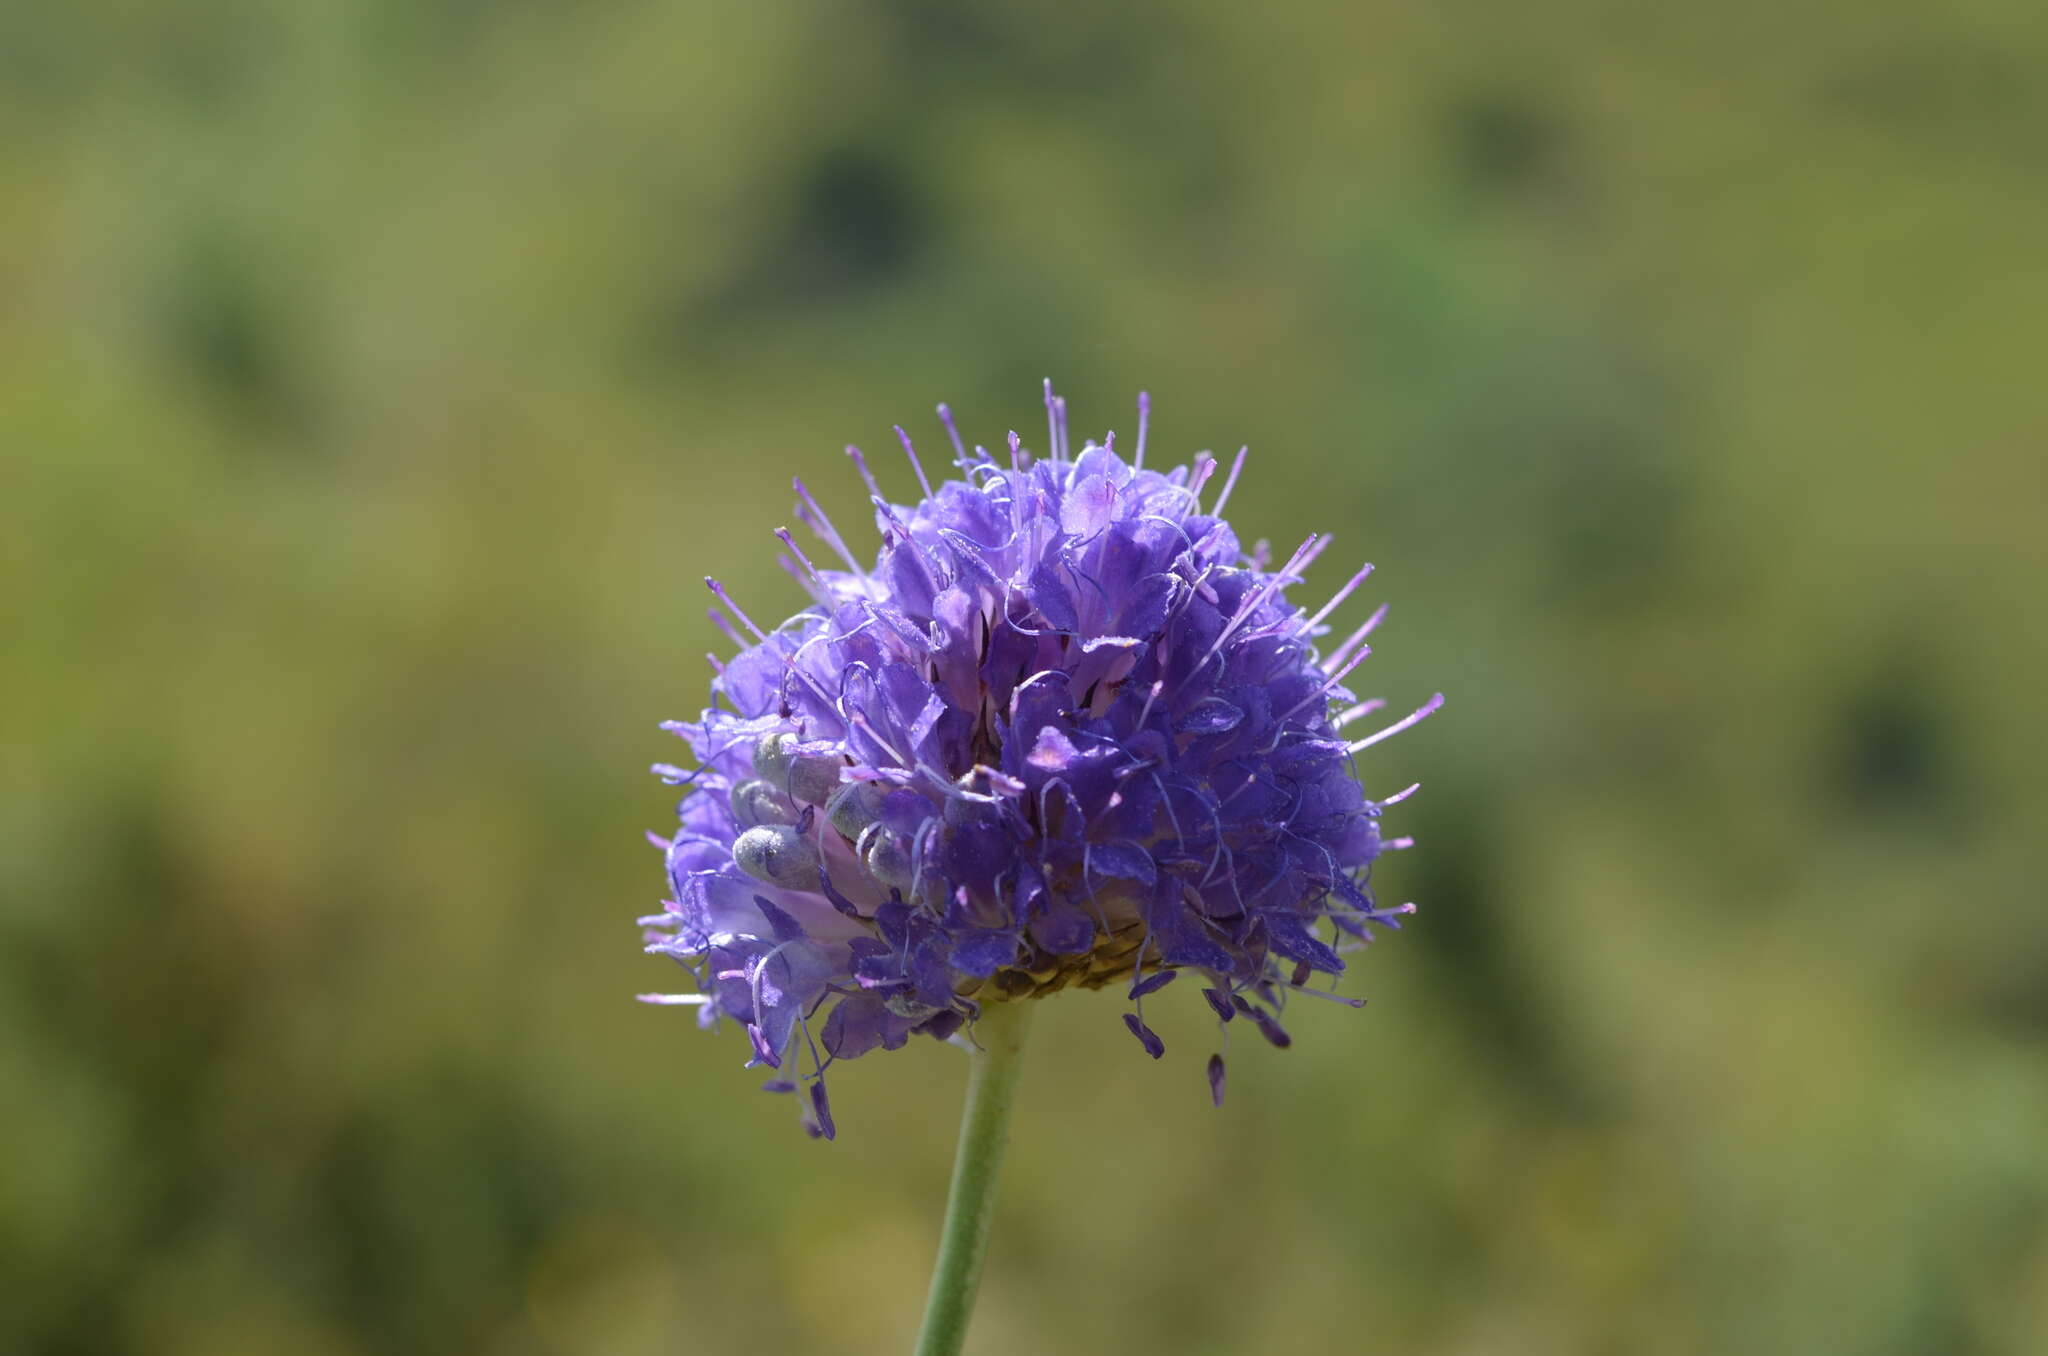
(1233, 998, 1292, 1049)
(809, 1082, 837, 1141)
(1122, 1012, 1166, 1059)
(1060, 473, 1118, 537)
(1129, 969, 1177, 1000)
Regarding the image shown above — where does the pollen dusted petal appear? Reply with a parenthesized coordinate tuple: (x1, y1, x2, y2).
(638, 384, 1437, 1136)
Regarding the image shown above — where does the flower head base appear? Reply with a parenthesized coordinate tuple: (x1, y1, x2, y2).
(641, 385, 1440, 1136)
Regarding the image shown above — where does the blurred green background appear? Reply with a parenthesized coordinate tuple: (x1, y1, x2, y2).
(5, 2, 2046, 1353)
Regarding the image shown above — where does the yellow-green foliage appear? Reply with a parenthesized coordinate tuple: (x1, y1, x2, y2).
(4, 3, 2045, 1353)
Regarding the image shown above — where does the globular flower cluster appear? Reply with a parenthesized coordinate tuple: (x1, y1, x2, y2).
(641, 384, 1439, 1137)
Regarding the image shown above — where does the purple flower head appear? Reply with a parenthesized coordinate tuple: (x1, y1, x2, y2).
(640, 384, 1440, 1136)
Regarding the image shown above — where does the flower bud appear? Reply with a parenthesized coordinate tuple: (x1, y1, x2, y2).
(860, 830, 916, 893)
(786, 753, 843, 807)
(752, 730, 799, 783)
(732, 824, 822, 890)
(825, 779, 890, 839)
(753, 731, 843, 806)
(730, 779, 799, 828)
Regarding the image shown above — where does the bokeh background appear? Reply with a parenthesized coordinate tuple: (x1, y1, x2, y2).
(6, 2, 2046, 1353)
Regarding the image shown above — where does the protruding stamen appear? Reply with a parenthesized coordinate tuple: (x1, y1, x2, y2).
(1209, 446, 1249, 517)
(1346, 693, 1446, 753)
(1380, 781, 1421, 805)
(705, 577, 770, 642)
(1043, 379, 1061, 463)
(1302, 562, 1374, 632)
(1180, 454, 1218, 519)
(1382, 836, 1416, 851)
(1343, 901, 1420, 933)
(793, 477, 866, 576)
(1286, 532, 1334, 580)
(894, 425, 935, 500)
(1321, 603, 1389, 674)
(1287, 985, 1366, 1008)
(1334, 698, 1386, 729)
(1201, 533, 1326, 666)
(1273, 645, 1373, 726)
(1135, 390, 1151, 469)
(774, 527, 822, 582)
(844, 445, 884, 502)
(936, 402, 967, 463)
(636, 992, 711, 1005)
(707, 607, 742, 649)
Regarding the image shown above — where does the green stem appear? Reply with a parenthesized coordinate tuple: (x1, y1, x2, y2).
(914, 998, 1036, 1356)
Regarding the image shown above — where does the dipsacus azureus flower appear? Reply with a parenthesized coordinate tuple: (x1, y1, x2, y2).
(641, 384, 1440, 1137)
